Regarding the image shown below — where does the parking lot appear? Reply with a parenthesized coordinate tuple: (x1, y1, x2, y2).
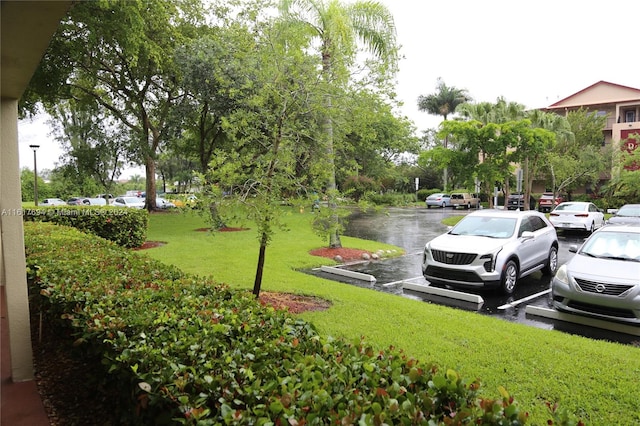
(312, 207, 639, 345)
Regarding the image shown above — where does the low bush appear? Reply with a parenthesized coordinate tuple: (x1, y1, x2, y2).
(25, 222, 543, 425)
(364, 192, 417, 206)
(23, 205, 148, 248)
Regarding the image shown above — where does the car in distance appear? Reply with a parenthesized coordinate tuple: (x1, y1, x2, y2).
(449, 192, 480, 209)
(113, 196, 145, 209)
(67, 197, 88, 205)
(425, 193, 452, 208)
(537, 192, 564, 213)
(551, 224, 640, 324)
(41, 198, 66, 206)
(422, 209, 558, 294)
(156, 197, 176, 209)
(506, 193, 536, 210)
(606, 204, 640, 225)
(548, 201, 605, 233)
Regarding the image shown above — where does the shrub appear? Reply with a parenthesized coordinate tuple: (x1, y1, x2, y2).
(23, 205, 148, 248)
(365, 192, 416, 206)
(341, 175, 380, 201)
(26, 222, 574, 425)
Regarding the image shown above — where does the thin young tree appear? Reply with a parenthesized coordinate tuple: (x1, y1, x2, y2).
(205, 21, 324, 297)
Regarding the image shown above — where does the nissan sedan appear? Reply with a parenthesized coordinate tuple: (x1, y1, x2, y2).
(551, 225, 640, 324)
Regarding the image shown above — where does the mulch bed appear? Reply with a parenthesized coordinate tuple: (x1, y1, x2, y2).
(309, 247, 372, 262)
(132, 241, 166, 250)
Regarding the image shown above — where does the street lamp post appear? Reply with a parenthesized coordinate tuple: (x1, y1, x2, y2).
(29, 144, 40, 206)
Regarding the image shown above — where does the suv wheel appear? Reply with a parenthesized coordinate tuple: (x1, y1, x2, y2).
(541, 246, 558, 275)
(501, 260, 518, 294)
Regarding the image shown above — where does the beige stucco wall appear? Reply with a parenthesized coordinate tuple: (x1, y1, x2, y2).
(1, 0, 73, 382)
(1, 98, 34, 381)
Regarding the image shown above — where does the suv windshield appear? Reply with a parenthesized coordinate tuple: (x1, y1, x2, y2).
(450, 216, 517, 238)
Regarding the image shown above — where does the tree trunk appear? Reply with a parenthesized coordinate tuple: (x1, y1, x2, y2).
(144, 155, 157, 210)
(253, 232, 268, 297)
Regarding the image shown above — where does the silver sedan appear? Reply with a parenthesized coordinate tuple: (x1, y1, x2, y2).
(551, 224, 640, 324)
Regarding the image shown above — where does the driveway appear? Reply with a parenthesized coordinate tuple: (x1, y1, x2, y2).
(313, 207, 639, 345)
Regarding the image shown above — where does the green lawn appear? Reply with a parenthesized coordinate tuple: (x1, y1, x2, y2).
(144, 208, 639, 425)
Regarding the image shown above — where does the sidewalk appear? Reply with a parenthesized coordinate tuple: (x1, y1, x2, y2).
(1, 287, 50, 425)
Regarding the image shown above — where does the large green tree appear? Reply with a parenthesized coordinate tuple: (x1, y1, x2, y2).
(279, 0, 397, 248)
(418, 78, 472, 191)
(337, 89, 419, 187)
(24, 0, 203, 210)
(50, 99, 128, 193)
(546, 108, 609, 197)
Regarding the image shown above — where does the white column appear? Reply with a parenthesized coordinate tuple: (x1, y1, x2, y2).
(0, 98, 35, 381)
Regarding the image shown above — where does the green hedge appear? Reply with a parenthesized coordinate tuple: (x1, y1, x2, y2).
(23, 205, 148, 248)
(25, 222, 575, 425)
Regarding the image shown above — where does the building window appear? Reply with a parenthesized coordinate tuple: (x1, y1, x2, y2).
(625, 110, 636, 122)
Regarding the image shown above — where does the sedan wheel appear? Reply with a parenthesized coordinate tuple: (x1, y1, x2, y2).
(501, 260, 518, 294)
(542, 246, 558, 275)
(589, 222, 595, 234)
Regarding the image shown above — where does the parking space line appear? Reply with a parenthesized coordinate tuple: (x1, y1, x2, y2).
(498, 289, 550, 310)
(384, 276, 424, 287)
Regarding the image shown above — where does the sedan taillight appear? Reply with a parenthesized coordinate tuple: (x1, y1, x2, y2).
(574, 214, 589, 217)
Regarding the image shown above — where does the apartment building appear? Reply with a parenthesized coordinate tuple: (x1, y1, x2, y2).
(544, 80, 640, 171)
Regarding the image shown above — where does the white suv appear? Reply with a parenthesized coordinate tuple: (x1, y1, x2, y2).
(422, 209, 558, 294)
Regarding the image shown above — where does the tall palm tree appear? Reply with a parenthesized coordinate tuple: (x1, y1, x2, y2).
(418, 78, 471, 191)
(279, 0, 397, 248)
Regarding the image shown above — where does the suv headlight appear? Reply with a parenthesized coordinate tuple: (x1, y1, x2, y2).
(479, 248, 503, 272)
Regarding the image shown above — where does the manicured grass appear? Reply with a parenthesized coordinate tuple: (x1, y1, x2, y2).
(144, 208, 639, 425)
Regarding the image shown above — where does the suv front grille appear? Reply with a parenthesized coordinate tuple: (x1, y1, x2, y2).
(575, 278, 633, 296)
(431, 250, 476, 265)
(425, 266, 483, 283)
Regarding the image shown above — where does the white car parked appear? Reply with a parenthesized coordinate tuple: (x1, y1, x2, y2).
(156, 197, 176, 209)
(113, 196, 145, 209)
(548, 201, 605, 234)
(41, 198, 66, 206)
(422, 209, 559, 294)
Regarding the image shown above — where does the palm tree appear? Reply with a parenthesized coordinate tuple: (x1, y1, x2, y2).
(418, 78, 471, 191)
(457, 97, 526, 125)
(279, 0, 397, 248)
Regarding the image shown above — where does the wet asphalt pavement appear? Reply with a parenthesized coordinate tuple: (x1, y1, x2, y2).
(311, 207, 639, 345)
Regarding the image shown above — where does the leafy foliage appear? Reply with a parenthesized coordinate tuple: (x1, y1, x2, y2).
(25, 221, 550, 425)
(24, 206, 148, 248)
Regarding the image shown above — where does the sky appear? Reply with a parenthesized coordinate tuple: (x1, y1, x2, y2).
(17, 0, 640, 177)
